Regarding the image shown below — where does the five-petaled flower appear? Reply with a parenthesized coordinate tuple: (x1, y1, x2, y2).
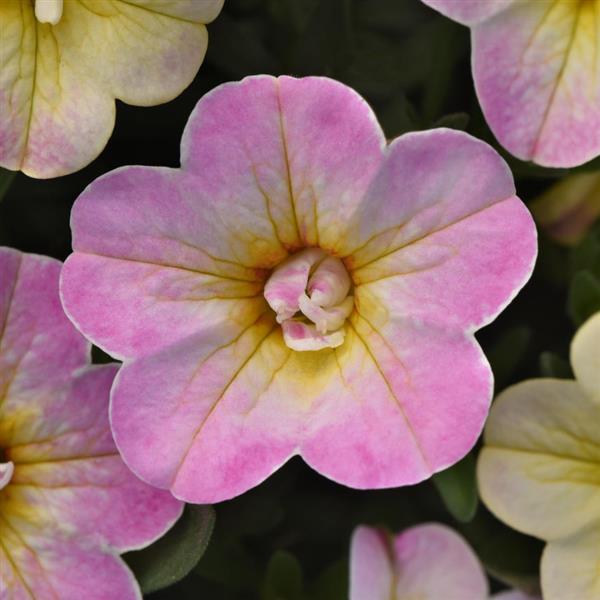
(0, 0, 223, 178)
(422, 0, 600, 168)
(478, 311, 600, 600)
(60, 75, 537, 504)
(350, 523, 540, 600)
(0, 248, 182, 599)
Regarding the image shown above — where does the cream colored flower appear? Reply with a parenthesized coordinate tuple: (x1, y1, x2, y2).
(0, 0, 223, 178)
(478, 312, 600, 600)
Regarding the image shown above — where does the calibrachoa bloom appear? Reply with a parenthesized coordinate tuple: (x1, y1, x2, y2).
(350, 523, 540, 600)
(0, 248, 182, 598)
(478, 312, 600, 600)
(0, 0, 223, 178)
(60, 75, 537, 504)
(422, 0, 600, 168)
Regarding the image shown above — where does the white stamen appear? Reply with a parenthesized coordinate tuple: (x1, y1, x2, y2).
(0, 461, 14, 491)
(35, 0, 64, 25)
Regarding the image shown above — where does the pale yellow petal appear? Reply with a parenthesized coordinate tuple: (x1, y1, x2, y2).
(571, 311, 600, 402)
(541, 527, 600, 600)
(478, 379, 600, 541)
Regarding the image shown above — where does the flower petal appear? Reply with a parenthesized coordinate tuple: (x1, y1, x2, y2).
(478, 379, 600, 541)
(350, 523, 488, 600)
(345, 129, 536, 331)
(110, 315, 303, 502)
(61, 167, 269, 360)
(349, 527, 394, 600)
(391, 523, 488, 599)
(472, 0, 600, 167)
(111, 310, 491, 503)
(570, 311, 600, 402)
(300, 315, 492, 488)
(0, 248, 88, 448)
(421, 0, 514, 25)
(0, 0, 220, 177)
(541, 527, 600, 600)
(4, 365, 182, 552)
(0, 529, 141, 600)
(181, 75, 386, 250)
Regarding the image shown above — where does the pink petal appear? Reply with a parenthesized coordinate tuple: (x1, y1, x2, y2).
(350, 523, 488, 599)
(110, 315, 300, 502)
(0, 249, 89, 448)
(421, 0, 514, 25)
(349, 527, 394, 600)
(0, 529, 141, 600)
(472, 0, 600, 167)
(301, 316, 492, 488)
(0, 248, 183, 598)
(181, 75, 386, 250)
(7, 365, 182, 552)
(391, 523, 488, 598)
(345, 129, 536, 332)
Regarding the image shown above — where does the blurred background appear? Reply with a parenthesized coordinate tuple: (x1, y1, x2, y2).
(2, 0, 600, 598)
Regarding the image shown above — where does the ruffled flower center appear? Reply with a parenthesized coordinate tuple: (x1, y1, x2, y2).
(264, 248, 354, 351)
(0, 460, 14, 492)
(34, 0, 63, 25)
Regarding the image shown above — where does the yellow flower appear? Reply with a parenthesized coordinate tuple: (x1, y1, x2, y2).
(478, 312, 600, 600)
(0, 0, 223, 178)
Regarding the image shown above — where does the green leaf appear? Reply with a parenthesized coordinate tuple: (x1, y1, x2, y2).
(262, 550, 303, 600)
(311, 559, 348, 600)
(462, 511, 542, 595)
(567, 270, 600, 326)
(486, 326, 532, 391)
(539, 351, 573, 379)
(0, 168, 16, 202)
(432, 452, 478, 522)
(432, 112, 470, 131)
(124, 504, 215, 594)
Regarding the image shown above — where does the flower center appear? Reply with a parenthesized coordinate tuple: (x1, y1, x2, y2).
(34, 0, 63, 25)
(264, 248, 354, 351)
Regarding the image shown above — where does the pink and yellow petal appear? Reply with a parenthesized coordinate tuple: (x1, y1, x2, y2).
(0, 525, 141, 600)
(570, 311, 600, 402)
(3, 365, 182, 551)
(0, 0, 221, 178)
(0, 249, 89, 449)
(112, 306, 492, 502)
(345, 129, 536, 331)
(301, 316, 492, 489)
(478, 379, 600, 541)
(110, 315, 302, 502)
(541, 526, 600, 600)
(472, 0, 600, 167)
(421, 0, 514, 25)
(181, 75, 386, 250)
(61, 166, 271, 360)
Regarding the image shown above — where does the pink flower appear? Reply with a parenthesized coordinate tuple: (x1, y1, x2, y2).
(0, 248, 182, 599)
(350, 523, 540, 600)
(422, 0, 600, 167)
(60, 75, 537, 504)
